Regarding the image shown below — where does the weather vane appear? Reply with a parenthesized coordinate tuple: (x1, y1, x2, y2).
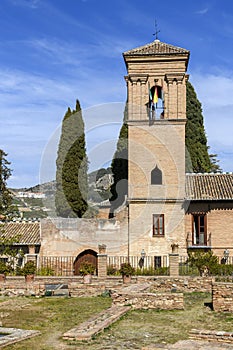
(153, 20, 160, 40)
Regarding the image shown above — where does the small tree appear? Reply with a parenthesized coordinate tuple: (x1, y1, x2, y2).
(188, 250, 218, 276)
(0, 232, 22, 274)
(0, 150, 15, 218)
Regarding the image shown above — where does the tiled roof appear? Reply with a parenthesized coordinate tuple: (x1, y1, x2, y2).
(185, 173, 233, 200)
(0, 222, 40, 245)
(123, 40, 189, 56)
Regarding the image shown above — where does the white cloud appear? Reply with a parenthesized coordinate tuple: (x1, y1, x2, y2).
(195, 8, 209, 15)
(0, 64, 126, 187)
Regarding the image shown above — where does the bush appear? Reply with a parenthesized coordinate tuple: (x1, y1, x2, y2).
(37, 267, 55, 276)
(21, 261, 36, 276)
(119, 262, 135, 276)
(188, 250, 218, 276)
(211, 264, 233, 276)
(0, 261, 12, 275)
(107, 265, 120, 276)
(79, 261, 95, 276)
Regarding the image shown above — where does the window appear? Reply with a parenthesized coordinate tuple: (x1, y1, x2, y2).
(153, 214, 164, 236)
(148, 84, 164, 121)
(154, 256, 161, 268)
(151, 165, 162, 185)
(192, 214, 207, 245)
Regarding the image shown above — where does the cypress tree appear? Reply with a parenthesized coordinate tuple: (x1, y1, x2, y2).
(185, 81, 220, 173)
(109, 106, 128, 214)
(55, 100, 88, 217)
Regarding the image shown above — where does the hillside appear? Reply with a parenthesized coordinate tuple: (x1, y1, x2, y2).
(11, 168, 113, 219)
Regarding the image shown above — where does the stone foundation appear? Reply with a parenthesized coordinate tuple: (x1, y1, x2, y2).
(190, 329, 233, 344)
(212, 282, 233, 312)
(138, 276, 213, 293)
(111, 290, 184, 310)
(0, 275, 214, 297)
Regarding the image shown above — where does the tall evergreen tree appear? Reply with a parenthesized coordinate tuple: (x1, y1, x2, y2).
(185, 81, 221, 173)
(109, 106, 128, 214)
(0, 150, 13, 217)
(55, 100, 88, 217)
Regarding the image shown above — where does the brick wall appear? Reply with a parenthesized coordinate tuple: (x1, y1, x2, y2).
(0, 276, 214, 297)
(111, 291, 184, 310)
(212, 282, 233, 312)
(137, 276, 213, 293)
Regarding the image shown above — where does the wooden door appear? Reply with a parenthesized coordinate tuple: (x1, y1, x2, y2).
(73, 249, 97, 275)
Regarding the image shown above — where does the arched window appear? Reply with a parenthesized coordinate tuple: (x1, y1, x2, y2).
(148, 84, 164, 120)
(151, 165, 162, 185)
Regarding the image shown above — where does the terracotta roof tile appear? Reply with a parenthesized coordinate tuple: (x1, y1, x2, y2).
(185, 173, 233, 200)
(0, 222, 40, 245)
(123, 40, 189, 56)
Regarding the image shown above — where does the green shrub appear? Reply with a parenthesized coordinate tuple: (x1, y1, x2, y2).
(119, 262, 135, 276)
(0, 260, 12, 274)
(21, 261, 36, 276)
(37, 267, 55, 276)
(211, 264, 233, 276)
(79, 261, 95, 276)
(107, 265, 120, 276)
(134, 266, 169, 276)
(188, 250, 218, 276)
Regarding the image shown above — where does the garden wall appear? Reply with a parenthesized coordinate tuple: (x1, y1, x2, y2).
(0, 275, 214, 297)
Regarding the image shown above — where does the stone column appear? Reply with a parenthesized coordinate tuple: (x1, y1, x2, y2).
(97, 244, 107, 279)
(169, 254, 179, 276)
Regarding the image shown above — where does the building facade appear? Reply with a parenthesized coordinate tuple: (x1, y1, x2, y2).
(123, 39, 189, 257)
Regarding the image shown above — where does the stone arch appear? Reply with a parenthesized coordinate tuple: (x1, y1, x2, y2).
(151, 165, 162, 185)
(73, 249, 98, 275)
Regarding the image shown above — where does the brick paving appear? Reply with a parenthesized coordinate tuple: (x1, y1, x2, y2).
(0, 327, 40, 347)
(63, 305, 131, 341)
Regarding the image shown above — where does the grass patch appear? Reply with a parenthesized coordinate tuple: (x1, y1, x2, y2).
(1, 292, 233, 349)
(2, 296, 111, 349)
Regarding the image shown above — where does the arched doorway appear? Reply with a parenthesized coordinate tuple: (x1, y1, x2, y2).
(73, 249, 98, 275)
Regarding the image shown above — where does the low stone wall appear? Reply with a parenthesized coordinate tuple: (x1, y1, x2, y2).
(0, 276, 124, 297)
(212, 282, 233, 312)
(0, 275, 214, 298)
(189, 329, 233, 343)
(111, 291, 184, 310)
(138, 276, 213, 293)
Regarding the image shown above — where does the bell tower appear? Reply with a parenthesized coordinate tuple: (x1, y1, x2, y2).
(123, 39, 190, 256)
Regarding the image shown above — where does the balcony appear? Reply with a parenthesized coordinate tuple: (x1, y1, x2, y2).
(186, 232, 212, 249)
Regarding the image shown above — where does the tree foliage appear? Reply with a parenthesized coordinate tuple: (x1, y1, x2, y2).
(188, 250, 218, 276)
(55, 100, 88, 217)
(185, 81, 221, 173)
(0, 150, 14, 218)
(109, 105, 128, 214)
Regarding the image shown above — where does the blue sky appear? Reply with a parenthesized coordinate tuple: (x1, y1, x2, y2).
(0, 0, 233, 188)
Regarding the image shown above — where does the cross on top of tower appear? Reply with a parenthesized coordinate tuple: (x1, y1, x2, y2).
(153, 20, 160, 41)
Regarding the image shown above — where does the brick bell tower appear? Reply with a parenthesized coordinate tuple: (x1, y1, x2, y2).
(123, 39, 190, 258)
